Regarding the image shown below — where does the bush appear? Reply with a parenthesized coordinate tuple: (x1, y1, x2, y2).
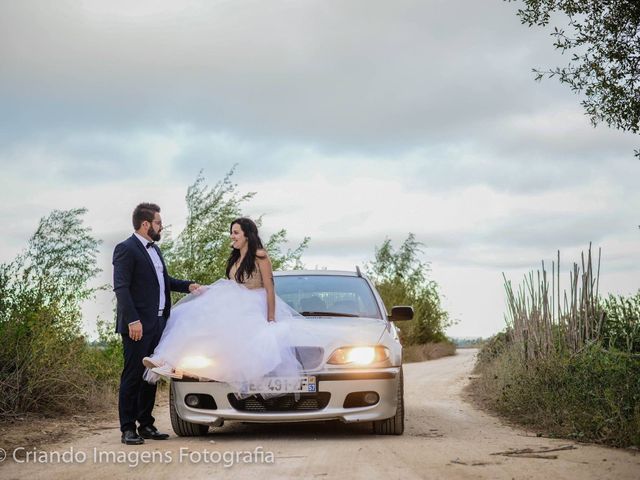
(0, 209, 114, 417)
(83, 318, 124, 385)
(474, 343, 640, 447)
(601, 291, 640, 353)
(0, 310, 108, 415)
(475, 331, 510, 366)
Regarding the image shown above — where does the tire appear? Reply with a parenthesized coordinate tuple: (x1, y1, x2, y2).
(169, 381, 209, 437)
(373, 367, 404, 435)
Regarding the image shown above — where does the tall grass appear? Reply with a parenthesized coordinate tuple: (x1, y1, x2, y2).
(475, 245, 640, 447)
(503, 245, 611, 361)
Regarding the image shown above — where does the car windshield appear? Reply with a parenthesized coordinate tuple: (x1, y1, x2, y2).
(274, 275, 382, 319)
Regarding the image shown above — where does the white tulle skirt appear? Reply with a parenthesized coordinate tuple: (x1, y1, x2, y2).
(143, 279, 304, 395)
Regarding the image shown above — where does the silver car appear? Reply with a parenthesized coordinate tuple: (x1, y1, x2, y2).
(170, 269, 413, 436)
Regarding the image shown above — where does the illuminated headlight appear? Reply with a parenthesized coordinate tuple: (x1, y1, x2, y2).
(327, 346, 390, 365)
(180, 356, 213, 370)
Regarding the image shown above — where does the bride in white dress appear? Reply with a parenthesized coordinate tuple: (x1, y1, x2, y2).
(142, 217, 303, 395)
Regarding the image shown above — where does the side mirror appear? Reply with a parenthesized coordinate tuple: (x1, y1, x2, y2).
(389, 306, 413, 321)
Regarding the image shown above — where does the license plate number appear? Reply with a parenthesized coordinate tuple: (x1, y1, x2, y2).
(245, 376, 317, 393)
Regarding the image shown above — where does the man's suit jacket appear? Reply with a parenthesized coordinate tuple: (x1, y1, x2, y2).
(113, 234, 192, 334)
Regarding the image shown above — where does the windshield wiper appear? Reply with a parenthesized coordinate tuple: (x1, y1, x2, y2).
(300, 311, 359, 317)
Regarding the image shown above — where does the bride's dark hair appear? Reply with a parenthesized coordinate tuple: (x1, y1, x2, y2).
(226, 217, 267, 283)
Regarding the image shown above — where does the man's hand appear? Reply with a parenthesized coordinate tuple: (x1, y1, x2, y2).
(128, 321, 143, 341)
(189, 283, 203, 294)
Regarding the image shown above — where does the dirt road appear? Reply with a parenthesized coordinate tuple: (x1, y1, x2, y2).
(1, 349, 637, 479)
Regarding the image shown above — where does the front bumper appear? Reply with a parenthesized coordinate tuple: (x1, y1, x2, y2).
(172, 367, 400, 425)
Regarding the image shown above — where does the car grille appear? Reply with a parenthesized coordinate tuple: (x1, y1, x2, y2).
(294, 346, 324, 370)
(227, 392, 331, 412)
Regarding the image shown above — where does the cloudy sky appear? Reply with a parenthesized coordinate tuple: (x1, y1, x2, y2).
(1, 0, 638, 338)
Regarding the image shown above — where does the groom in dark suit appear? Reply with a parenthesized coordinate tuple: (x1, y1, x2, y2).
(113, 202, 200, 445)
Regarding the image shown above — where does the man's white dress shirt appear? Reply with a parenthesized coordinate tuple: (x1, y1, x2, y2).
(134, 232, 166, 316)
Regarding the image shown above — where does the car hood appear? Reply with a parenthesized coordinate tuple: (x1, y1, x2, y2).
(286, 315, 390, 348)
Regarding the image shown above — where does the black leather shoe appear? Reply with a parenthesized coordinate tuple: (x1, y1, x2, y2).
(138, 424, 169, 440)
(121, 429, 145, 445)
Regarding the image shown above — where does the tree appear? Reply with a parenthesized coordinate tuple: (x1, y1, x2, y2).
(508, 0, 640, 156)
(0, 208, 102, 336)
(0, 209, 105, 415)
(365, 234, 452, 344)
(162, 167, 310, 290)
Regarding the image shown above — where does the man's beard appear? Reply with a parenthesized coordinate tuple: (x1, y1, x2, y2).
(148, 226, 161, 242)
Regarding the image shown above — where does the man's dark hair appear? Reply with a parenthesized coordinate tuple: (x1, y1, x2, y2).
(132, 203, 161, 230)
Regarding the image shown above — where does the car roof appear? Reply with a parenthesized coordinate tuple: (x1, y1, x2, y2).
(273, 270, 360, 277)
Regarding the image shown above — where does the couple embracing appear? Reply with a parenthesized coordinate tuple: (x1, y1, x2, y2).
(113, 203, 303, 445)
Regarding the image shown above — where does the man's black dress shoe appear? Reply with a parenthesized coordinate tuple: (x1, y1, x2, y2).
(138, 424, 170, 440)
(121, 429, 145, 445)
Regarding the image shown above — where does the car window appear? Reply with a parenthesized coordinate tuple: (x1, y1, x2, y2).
(274, 275, 382, 319)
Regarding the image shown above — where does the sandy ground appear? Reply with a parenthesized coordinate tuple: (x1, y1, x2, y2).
(0, 349, 638, 479)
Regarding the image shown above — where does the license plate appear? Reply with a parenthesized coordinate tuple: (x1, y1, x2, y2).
(244, 375, 317, 394)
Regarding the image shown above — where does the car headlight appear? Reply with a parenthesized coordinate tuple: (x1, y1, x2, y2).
(327, 346, 390, 366)
(180, 355, 213, 370)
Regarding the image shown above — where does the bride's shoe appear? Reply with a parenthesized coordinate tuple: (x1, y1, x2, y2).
(151, 365, 183, 379)
(143, 357, 163, 369)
